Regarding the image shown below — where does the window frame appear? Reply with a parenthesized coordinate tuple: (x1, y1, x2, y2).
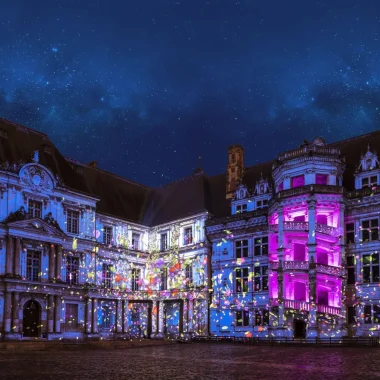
(346, 255, 356, 285)
(102, 263, 113, 288)
(185, 264, 193, 286)
(26, 250, 41, 282)
(65, 303, 78, 330)
(361, 218, 379, 242)
(67, 209, 80, 235)
(132, 233, 140, 250)
(254, 236, 268, 256)
(254, 265, 269, 291)
(345, 223, 355, 244)
(236, 310, 250, 327)
(160, 267, 168, 291)
(103, 226, 112, 245)
(235, 268, 249, 293)
(66, 255, 80, 285)
(255, 309, 269, 326)
(235, 240, 249, 259)
(160, 233, 168, 251)
(236, 203, 248, 214)
(183, 227, 193, 245)
(362, 252, 379, 284)
(131, 268, 140, 291)
(28, 199, 42, 219)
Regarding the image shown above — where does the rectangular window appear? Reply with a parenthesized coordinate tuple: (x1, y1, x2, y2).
(160, 268, 168, 290)
(185, 264, 193, 286)
(316, 174, 328, 185)
(254, 237, 268, 256)
(362, 253, 379, 283)
(66, 256, 80, 285)
(374, 305, 380, 324)
(362, 176, 378, 188)
(160, 233, 168, 251)
(235, 268, 249, 293)
(65, 303, 78, 330)
(236, 204, 247, 213)
(346, 256, 356, 285)
(131, 268, 140, 291)
(361, 219, 379, 242)
(255, 309, 269, 326)
(102, 264, 113, 288)
(67, 210, 79, 234)
(347, 306, 356, 324)
(26, 250, 40, 281)
(364, 305, 380, 324)
(235, 240, 249, 258)
(101, 304, 113, 329)
(345, 223, 355, 244)
(291, 175, 305, 188)
(236, 310, 249, 327)
(28, 199, 42, 219)
(254, 266, 268, 291)
(132, 233, 140, 250)
(184, 227, 193, 245)
(364, 305, 372, 324)
(103, 226, 112, 245)
(257, 199, 268, 209)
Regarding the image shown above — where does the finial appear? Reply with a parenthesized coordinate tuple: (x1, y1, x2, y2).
(32, 150, 39, 163)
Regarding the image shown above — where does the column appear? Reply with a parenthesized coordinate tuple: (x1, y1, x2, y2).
(92, 298, 98, 333)
(49, 244, 56, 281)
(3, 292, 12, 333)
(188, 299, 194, 332)
(179, 300, 184, 334)
(158, 301, 164, 333)
(48, 294, 55, 333)
(123, 300, 129, 334)
(277, 209, 284, 259)
(308, 270, 317, 336)
(116, 300, 122, 333)
(5, 236, 14, 275)
(14, 238, 21, 277)
(12, 292, 19, 333)
(56, 246, 62, 281)
(185, 299, 189, 332)
(54, 296, 61, 333)
(85, 297, 92, 333)
(277, 266, 284, 327)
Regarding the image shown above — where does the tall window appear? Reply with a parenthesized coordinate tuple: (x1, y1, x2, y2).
(132, 233, 140, 250)
(103, 226, 112, 245)
(67, 210, 79, 234)
(160, 268, 168, 290)
(364, 305, 380, 324)
(185, 264, 193, 286)
(65, 304, 78, 330)
(131, 268, 140, 291)
(102, 264, 113, 288)
(160, 233, 168, 251)
(236, 310, 249, 327)
(235, 268, 249, 293)
(184, 227, 193, 245)
(361, 219, 379, 242)
(345, 223, 355, 244)
(254, 237, 268, 256)
(316, 174, 328, 185)
(347, 256, 356, 285)
(363, 253, 379, 283)
(101, 304, 112, 328)
(235, 240, 249, 258)
(236, 204, 247, 213)
(26, 250, 40, 281)
(66, 256, 80, 285)
(347, 306, 356, 324)
(254, 266, 268, 291)
(291, 175, 305, 188)
(362, 176, 378, 188)
(255, 309, 269, 326)
(28, 199, 42, 218)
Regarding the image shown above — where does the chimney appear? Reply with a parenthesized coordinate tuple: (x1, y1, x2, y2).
(88, 161, 98, 169)
(226, 144, 244, 199)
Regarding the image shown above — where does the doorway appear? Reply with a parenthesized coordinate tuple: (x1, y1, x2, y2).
(23, 300, 40, 337)
(293, 319, 306, 339)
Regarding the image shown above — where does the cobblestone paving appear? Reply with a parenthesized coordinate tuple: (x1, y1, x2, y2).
(0, 343, 379, 380)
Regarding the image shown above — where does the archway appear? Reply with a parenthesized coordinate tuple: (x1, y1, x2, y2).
(23, 300, 40, 337)
(293, 318, 307, 338)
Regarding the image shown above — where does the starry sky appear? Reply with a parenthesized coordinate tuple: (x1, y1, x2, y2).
(1, 0, 380, 187)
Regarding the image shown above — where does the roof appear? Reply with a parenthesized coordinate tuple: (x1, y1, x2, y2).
(0, 117, 379, 226)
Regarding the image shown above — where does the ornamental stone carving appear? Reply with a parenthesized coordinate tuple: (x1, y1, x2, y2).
(19, 164, 55, 192)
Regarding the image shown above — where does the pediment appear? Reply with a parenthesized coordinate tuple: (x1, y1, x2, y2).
(7, 218, 67, 238)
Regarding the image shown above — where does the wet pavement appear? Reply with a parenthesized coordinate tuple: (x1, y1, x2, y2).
(0, 343, 379, 380)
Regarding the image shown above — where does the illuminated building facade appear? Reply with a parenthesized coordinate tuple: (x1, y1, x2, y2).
(207, 135, 380, 339)
(0, 116, 380, 341)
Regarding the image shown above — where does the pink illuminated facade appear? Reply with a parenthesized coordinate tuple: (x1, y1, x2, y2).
(207, 134, 380, 339)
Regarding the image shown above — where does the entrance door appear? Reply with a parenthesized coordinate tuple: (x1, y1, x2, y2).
(23, 300, 40, 337)
(293, 319, 306, 339)
(147, 307, 152, 338)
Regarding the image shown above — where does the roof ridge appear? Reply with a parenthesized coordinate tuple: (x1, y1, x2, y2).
(64, 157, 153, 190)
(155, 172, 206, 189)
(0, 117, 48, 137)
(327, 129, 380, 146)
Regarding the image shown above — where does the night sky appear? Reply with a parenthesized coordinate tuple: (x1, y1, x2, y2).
(1, 1, 380, 187)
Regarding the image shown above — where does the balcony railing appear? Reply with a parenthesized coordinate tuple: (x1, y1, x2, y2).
(283, 261, 309, 270)
(284, 221, 309, 231)
(284, 299, 310, 311)
(315, 264, 346, 277)
(275, 185, 344, 200)
(315, 223, 338, 236)
(277, 145, 341, 161)
(316, 304, 341, 316)
(269, 224, 278, 232)
(269, 262, 279, 270)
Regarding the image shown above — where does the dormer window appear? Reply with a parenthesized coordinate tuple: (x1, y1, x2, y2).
(236, 204, 247, 214)
(291, 175, 305, 188)
(362, 176, 378, 188)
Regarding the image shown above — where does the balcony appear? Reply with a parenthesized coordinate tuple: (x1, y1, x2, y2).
(315, 224, 338, 236)
(270, 261, 345, 277)
(284, 221, 309, 231)
(274, 185, 344, 200)
(284, 261, 309, 270)
(314, 264, 346, 277)
(284, 299, 310, 311)
(316, 304, 341, 316)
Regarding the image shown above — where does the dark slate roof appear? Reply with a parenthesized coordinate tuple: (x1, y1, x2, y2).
(1, 117, 379, 226)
